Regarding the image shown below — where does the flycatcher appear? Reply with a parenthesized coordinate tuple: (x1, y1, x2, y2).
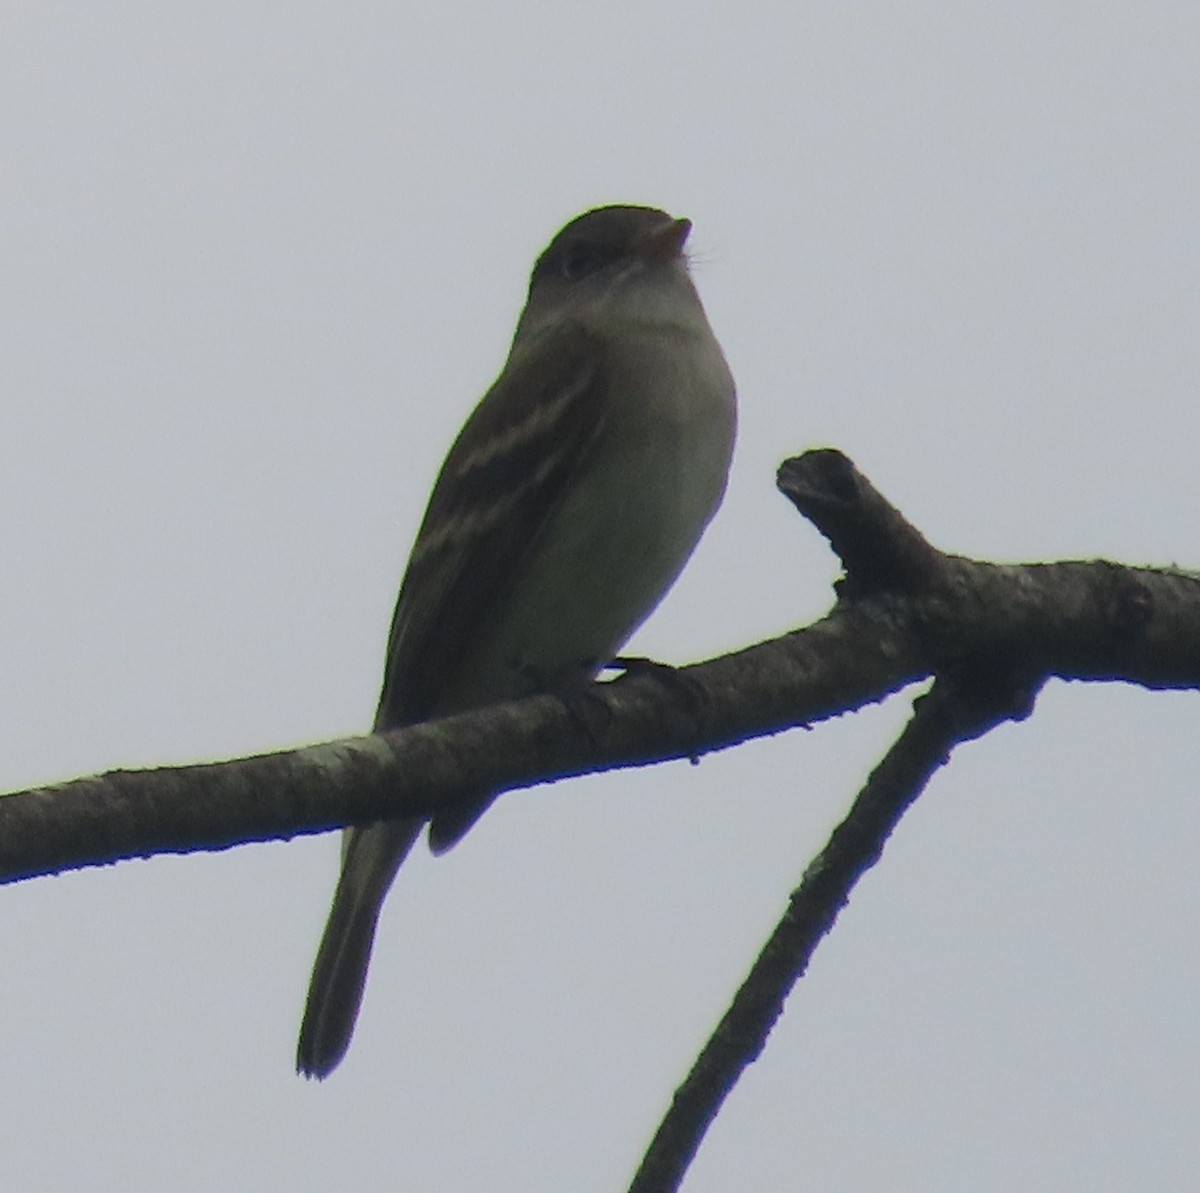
(297, 204, 737, 1078)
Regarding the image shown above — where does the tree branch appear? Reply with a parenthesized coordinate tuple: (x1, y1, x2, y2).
(0, 606, 923, 883)
(624, 449, 1200, 1191)
(627, 668, 1041, 1193)
(2, 450, 1198, 893)
(4, 448, 1200, 1189)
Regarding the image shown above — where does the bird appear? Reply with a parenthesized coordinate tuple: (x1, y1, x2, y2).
(297, 203, 737, 1078)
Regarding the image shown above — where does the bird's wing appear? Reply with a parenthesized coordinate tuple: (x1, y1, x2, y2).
(374, 322, 611, 728)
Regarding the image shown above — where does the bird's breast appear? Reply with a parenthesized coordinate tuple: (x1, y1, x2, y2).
(449, 322, 736, 705)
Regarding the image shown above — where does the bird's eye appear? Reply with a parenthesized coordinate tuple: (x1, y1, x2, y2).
(560, 243, 607, 280)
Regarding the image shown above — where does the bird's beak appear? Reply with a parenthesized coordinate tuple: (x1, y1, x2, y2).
(636, 216, 692, 264)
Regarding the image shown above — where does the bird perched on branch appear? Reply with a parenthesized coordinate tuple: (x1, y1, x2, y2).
(297, 203, 737, 1078)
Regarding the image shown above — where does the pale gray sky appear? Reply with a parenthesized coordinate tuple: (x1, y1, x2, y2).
(2, 4, 1199, 1190)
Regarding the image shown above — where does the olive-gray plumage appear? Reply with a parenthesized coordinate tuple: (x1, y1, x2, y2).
(297, 205, 736, 1077)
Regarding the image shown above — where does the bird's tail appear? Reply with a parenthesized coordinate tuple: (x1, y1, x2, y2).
(296, 818, 423, 1078)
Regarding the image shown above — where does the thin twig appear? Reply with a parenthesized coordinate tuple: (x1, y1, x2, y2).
(627, 670, 1039, 1193)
